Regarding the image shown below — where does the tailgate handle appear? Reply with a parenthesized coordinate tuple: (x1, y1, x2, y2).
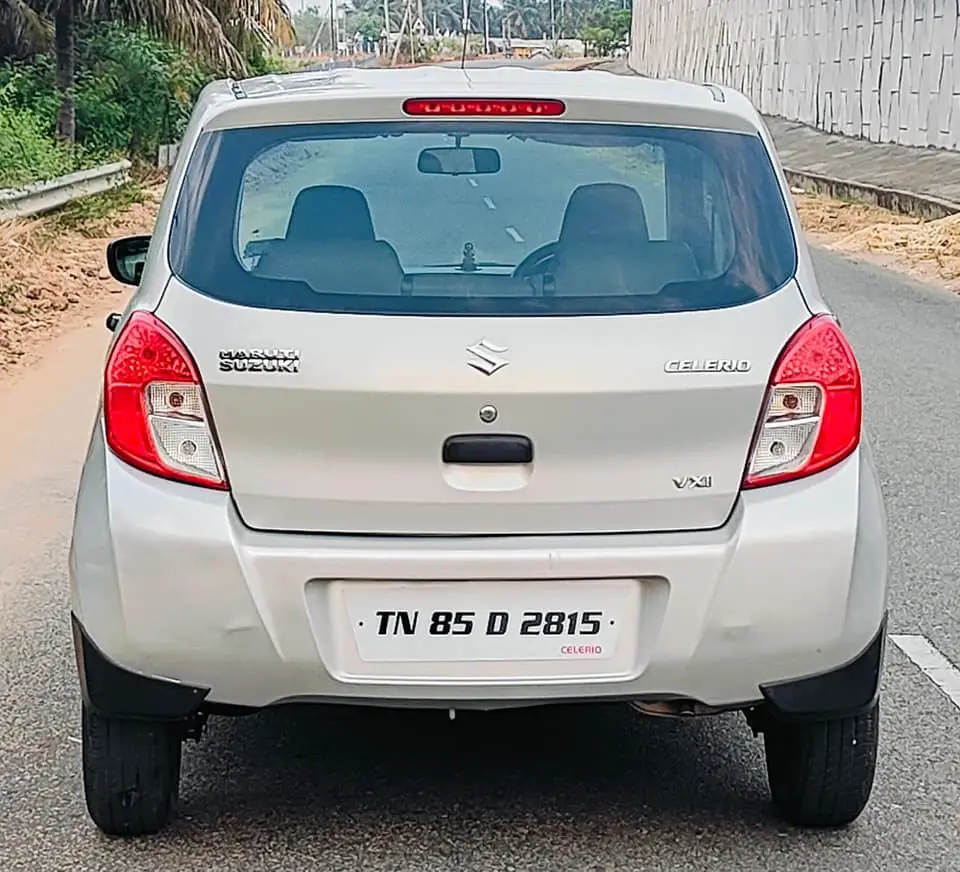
(442, 434, 533, 465)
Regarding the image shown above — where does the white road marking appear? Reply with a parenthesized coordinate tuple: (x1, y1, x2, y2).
(890, 634, 960, 712)
(505, 226, 524, 243)
(483, 196, 497, 210)
(467, 178, 478, 187)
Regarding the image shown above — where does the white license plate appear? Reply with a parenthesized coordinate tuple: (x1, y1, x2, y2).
(342, 580, 636, 663)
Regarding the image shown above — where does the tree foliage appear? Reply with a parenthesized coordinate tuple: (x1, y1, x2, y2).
(1, 0, 296, 75)
(0, 23, 217, 186)
(579, 1, 630, 55)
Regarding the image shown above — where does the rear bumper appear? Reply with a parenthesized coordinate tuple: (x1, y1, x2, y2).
(73, 611, 888, 722)
(70, 425, 888, 713)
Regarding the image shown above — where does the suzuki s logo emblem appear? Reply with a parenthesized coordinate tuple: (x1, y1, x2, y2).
(466, 339, 509, 375)
(673, 475, 713, 490)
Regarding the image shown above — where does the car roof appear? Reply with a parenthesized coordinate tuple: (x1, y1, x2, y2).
(192, 66, 765, 137)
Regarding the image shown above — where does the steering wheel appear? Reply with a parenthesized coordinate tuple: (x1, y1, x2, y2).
(512, 242, 558, 279)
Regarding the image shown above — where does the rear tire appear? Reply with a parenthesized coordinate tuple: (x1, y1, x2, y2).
(82, 704, 183, 837)
(763, 701, 879, 828)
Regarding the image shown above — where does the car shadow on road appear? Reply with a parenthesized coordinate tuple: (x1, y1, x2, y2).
(173, 702, 775, 835)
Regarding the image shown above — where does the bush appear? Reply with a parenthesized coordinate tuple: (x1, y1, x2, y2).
(0, 23, 213, 186)
(74, 24, 212, 158)
(0, 60, 107, 188)
(246, 43, 289, 76)
(579, 3, 630, 55)
(0, 54, 61, 131)
(0, 101, 73, 188)
(0, 23, 295, 188)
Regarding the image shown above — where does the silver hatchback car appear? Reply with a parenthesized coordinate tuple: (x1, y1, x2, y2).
(70, 66, 888, 837)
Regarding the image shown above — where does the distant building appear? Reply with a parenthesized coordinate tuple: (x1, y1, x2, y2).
(487, 38, 585, 58)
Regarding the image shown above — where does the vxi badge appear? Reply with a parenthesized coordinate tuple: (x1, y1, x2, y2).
(219, 348, 301, 373)
(673, 475, 713, 490)
(664, 359, 752, 373)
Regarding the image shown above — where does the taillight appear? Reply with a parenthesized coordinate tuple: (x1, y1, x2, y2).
(402, 98, 565, 116)
(104, 311, 227, 490)
(743, 314, 861, 489)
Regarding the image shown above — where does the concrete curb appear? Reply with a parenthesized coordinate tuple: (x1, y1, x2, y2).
(0, 161, 132, 222)
(781, 169, 960, 221)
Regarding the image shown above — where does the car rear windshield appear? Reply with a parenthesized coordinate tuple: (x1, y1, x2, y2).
(168, 120, 798, 316)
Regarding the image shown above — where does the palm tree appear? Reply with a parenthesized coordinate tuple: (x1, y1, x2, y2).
(500, 0, 542, 39)
(82, 0, 294, 73)
(0, 0, 54, 58)
(1, 0, 295, 140)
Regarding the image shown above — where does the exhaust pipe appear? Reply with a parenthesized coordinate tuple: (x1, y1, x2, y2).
(629, 699, 727, 719)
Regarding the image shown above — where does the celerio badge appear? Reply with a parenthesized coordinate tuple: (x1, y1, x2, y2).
(664, 359, 751, 373)
(219, 349, 301, 373)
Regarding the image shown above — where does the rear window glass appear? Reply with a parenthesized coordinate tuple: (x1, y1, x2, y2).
(168, 121, 797, 316)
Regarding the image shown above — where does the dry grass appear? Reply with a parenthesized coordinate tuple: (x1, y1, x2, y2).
(547, 58, 607, 70)
(794, 191, 960, 290)
(0, 183, 164, 371)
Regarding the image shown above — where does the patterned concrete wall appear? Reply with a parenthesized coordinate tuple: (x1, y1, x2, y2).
(629, 0, 960, 151)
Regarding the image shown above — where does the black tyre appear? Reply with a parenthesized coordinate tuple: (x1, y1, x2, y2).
(82, 704, 183, 837)
(763, 701, 879, 828)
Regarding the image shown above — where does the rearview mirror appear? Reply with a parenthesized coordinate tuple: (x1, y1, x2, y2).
(106, 235, 150, 285)
(417, 147, 501, 176)
(243, 238, 280, 259)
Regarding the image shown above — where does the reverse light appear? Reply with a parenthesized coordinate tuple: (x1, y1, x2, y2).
(402, 98, 566, 117)
(104, 311, 228, 490)
(743, 314, 861, 488)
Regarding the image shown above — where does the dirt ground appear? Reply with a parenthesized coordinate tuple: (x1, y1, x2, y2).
(1, 182, 958, 376)
(0, 185, 163, 373)
(792, 188, 960, 293)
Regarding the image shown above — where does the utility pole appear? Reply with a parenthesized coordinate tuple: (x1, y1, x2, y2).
(382, 0, 391, 58)
(391, 0, 410, 64)
(482, 0, 489, 53)
(329, 0, 337, 54)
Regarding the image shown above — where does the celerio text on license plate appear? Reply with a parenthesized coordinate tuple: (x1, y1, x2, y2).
(341, 580, 636, 663)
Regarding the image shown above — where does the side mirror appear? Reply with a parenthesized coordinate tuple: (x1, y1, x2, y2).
(106, 235, 151, 286)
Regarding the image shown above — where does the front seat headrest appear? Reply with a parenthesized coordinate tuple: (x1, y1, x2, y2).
(285, 185, 376, 242)
(559, 183, 650, 244)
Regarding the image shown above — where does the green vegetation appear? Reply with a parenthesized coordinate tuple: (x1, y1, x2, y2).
(579, 2, 631, 56)
(0, 24, 213, 188)
(0, 97, 77, 189)
(0, 0, 296, 189)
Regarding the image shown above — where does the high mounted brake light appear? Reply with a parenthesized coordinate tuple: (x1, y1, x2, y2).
(743, 314, 862, 489)
(104, 311, 228, 490)
(402, 98, 565, 117)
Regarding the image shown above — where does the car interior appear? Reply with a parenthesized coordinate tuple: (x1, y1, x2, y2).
(250, 181, 705, 298)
